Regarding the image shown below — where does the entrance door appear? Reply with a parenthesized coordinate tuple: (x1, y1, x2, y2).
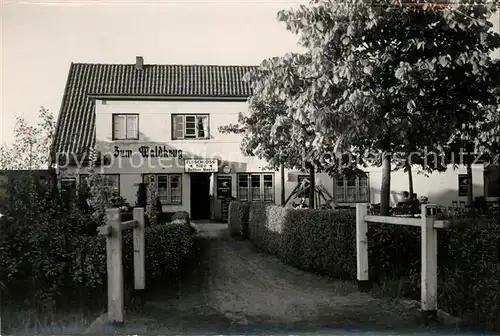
(190, 173, 211, 220)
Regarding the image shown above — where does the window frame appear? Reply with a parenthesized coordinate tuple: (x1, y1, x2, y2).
(237, 173, 274, 202)
(60, 178, 77, 193)
(142, 174, 183, 205)
(79, 174, 121, 196)
(334, 173, 370, 203)
(112, 113, 139, 140)
(171, 114, 210, 140)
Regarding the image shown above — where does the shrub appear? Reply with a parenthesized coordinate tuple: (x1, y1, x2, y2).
(248, 204, 356, 279)
(172, 211, 190, 222)
(0, 172, 194, 312)
(228, 201, 250, 238)
(157, 212, 174, 225)
(247, 205, 500, 331)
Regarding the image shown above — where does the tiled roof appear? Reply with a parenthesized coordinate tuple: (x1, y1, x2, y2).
(52, 63, 257, 156)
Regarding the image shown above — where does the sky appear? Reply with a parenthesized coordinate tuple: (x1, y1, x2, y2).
(0, 0, 307, 147)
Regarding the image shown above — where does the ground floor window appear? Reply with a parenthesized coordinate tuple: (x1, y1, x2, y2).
(238, 173, 274, 202)
(334, 173, 369, 203)
(79, 174, 120, 196)
(60, 178, 76, 193)
(143, 174, 182, 205)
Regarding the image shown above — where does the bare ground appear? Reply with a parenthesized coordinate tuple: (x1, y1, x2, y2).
(88, 223, 469, 335)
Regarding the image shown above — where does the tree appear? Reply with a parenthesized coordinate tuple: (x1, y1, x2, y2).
(234, 0, 500, 215)
(219, 54, 363, 207)
(0, 107, 55, 170)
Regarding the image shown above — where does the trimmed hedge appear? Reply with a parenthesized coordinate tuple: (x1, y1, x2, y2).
(1, 218, 193, 309)
(240, 201, 500, 331)
(172, 211, 190, 222)
(228, 201, 250, 238)
(248, 203, 356, 279)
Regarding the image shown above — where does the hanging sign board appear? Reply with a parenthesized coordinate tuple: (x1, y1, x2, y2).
(184, 159, 219, 173)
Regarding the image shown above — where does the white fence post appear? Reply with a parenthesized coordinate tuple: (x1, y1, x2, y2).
(421, 204, 438, 323)
(133, 207, 145, 290)
(106, 208, 124, 324)
(356, 203, 370, 291)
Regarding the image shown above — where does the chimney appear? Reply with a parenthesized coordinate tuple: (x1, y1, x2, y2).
(135, 56, 144, 70)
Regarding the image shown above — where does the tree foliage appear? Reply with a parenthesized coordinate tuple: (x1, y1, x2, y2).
(221, 0, 500, 214)
(0, 107, 55, 170)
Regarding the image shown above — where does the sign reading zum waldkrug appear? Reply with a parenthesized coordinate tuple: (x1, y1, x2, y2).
(184, 159, 219, 173)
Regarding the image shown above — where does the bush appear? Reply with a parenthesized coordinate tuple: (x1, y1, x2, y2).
(0, 172, 194, 312)
(228, 201, 250, 238)
(172, 211, 190, 222)
(246, 205, 500, 331)
(248, 204, 356, 279)
(157, 212, 174, 225)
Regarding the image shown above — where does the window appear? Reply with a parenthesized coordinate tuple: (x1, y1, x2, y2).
(142, 174, 182, 204)
(112, 114, 139, 140)
(79, 174, 120, 196)
(238, 173, 274, 202)
(60, 178, 76, 193)
(172, 114, 209, 139)
(297, 175, 310, 198)
(334, 173, 369, 203)
(458, 174, 468, 197)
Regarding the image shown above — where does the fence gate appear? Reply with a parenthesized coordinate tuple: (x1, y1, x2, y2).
(356, 203, 450, 323)
(98, 207, 145, 324)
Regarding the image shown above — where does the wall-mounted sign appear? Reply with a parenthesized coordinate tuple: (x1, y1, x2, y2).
(222, 165, 231, 174)
(458, 174, 468, 197)
(185, 159, 219, 173)
(113, 146, 183, 159)
(217, 176, 232, 199)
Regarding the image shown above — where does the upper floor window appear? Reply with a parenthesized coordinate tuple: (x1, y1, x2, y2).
(172, 114, 209, 140)
(113, 114, 139, 140)
(238, 173, 274, 202)
(335, 173, 369, 203)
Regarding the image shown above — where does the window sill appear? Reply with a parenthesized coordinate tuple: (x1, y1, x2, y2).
(171, 138, 210, 141)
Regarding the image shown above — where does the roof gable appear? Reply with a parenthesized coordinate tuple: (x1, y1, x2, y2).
(52, 63, 257, 155)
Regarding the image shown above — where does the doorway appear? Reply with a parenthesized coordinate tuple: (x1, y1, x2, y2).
(190, 173, 211, 220)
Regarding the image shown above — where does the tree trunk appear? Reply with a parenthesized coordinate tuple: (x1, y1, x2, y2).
(309, 164, 315, 209)
(406, 161, 414, 197)
(380, 153, 392, 216)
(280, 164, 285, 206)
(467, 163, 473, 206)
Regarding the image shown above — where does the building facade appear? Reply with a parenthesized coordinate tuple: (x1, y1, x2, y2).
(52, 57, 498, 221)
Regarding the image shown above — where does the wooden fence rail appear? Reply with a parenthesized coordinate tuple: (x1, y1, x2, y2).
(97, 207, 145, 324)
(356, 203, 450, 324)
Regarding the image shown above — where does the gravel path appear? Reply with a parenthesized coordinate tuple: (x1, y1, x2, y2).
(94, 224, 467, 335)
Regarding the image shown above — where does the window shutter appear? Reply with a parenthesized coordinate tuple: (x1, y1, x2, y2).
(114, 115, 126, 139)
(172, 115, 184, 139)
